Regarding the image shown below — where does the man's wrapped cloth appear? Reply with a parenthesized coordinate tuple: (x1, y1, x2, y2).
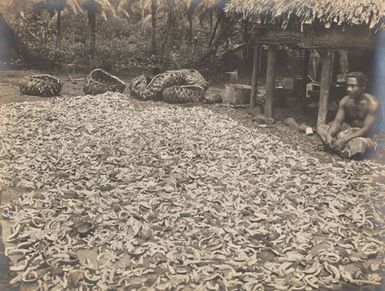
(318, 123, 377, 158)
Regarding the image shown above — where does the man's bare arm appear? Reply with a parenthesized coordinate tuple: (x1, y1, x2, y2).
(342, 102, 379, 142)
(327, 97, 347, 137)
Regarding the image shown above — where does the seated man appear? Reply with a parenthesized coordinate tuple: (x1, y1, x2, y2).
(317, 72, 381, 158)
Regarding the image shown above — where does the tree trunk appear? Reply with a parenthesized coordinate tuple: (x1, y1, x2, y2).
(88, 10, 97, 61)
(188, 13, 193, 43)
(151, 0, 157, 54)
(44, 19, 50, 49)
(55, 10, 62, 51)
(210, 5, 229, 54)
(162, 0, 176, 65)
(209, 10, 213, 33)
(208, 14, 220, 48)
(170, 0, 177, 42)
(202, 13, 231, 60)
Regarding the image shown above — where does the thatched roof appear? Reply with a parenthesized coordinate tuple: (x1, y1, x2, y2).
(225, 0, 385, 30)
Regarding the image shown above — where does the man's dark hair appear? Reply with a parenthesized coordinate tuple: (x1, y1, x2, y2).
(346, 71, 368, 88)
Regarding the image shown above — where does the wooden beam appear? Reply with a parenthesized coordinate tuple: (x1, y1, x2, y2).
(317, 50, 334, 126)
(250, 46, 259, 109)
(265, 45, 277, 119)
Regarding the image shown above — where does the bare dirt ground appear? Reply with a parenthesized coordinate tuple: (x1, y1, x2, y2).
(0, 69, 384, 290)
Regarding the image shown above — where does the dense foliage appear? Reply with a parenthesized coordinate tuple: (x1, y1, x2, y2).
(1, 0, 249, 74)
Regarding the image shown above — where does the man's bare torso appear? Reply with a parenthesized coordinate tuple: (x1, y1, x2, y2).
(343, 93, 379, 128)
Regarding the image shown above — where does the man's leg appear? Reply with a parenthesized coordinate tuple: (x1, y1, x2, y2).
(341, 137, 377, 159)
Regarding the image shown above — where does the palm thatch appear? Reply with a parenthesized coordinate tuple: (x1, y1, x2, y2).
(225, 0, 385, 30)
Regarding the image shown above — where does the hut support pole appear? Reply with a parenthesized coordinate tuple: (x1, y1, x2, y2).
(258, 46, 263, 75)
(301, 49, 310, 99)
(317, 50, 334, 126)
(250, 45, 259, 109)
(265, 45, 277, 118)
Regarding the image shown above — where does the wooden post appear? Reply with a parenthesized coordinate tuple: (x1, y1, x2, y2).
(317, 50, 334, 126)
(265, 45, 277, 118)
(258, 46, 263, 76)
(299, 49, 309, 101)
(250, 45, 259, 109)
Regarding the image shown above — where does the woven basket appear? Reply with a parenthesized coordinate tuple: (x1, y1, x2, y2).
(142, 71, 185, 101)
(163, 85, 204, 104)
(83, 69, 125, 95)
(168, 69, 209, 89)
(203, 88, 223, 104)
(128, 75, 149, 100)
(19, 74, 63, 97)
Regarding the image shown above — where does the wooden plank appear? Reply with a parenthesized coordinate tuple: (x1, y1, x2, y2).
(265, 45, 277, 118)
(317, 50, 334, 126)
(250, 46, 259, 109)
